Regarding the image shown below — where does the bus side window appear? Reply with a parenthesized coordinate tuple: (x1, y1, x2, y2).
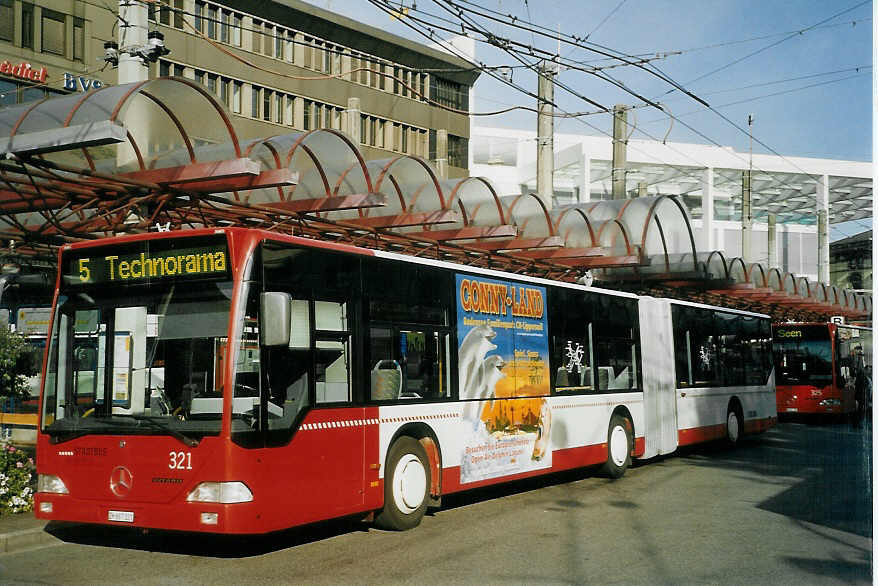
(368, 327, 449, 401)
(592, 296, 639, 391)
(314, 301, 351, 404)
(548, 288, 593, 394)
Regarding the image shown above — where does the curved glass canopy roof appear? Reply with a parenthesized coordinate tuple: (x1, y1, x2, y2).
(0, 78, 868, 321)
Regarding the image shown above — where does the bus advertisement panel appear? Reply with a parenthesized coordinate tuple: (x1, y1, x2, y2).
(456, 274, 551, 483)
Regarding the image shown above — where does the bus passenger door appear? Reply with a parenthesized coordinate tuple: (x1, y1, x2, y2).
(279, 299, 364, 517)
(638, 298, 678, 458)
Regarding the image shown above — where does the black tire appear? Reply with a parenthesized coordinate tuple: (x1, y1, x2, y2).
(726, 403, 743, 446)
(374, 436, 431, 531)
(603, 414, 632, 479)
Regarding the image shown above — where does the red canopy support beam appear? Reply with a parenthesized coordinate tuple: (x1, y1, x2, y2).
(263, 192, 386, 213)
(120, 158, 260, 186)
(513, 246, 606, 260)
(183, 168, 298, 193)
(556, 254, 642, 268)
(346, 210, 460, 229)
(467, 236, 564, 251)
(410, 225, 518, 241)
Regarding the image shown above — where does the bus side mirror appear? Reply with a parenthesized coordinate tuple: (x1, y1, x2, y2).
(260, 292, 291, 347)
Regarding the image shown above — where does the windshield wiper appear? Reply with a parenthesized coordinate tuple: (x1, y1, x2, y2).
(131, 415, 199, 447)
(47, 415, 138, 444)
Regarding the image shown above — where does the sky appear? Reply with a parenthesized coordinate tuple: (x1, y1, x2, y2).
(308, 0, 873, 238)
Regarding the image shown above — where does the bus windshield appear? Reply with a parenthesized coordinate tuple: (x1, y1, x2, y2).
(40, 279, 234, 444)
(773, 332, 833, 386)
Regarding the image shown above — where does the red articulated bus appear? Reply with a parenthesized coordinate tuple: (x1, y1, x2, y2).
(773, 322, 872, 416)
(35, 228, 776, 534)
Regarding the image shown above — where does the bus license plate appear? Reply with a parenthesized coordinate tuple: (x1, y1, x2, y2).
(108, 510, 134, 523)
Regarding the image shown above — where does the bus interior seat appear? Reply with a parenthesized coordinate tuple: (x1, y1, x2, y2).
(371, 360, 402, 400)
(609, 367, 629, 389)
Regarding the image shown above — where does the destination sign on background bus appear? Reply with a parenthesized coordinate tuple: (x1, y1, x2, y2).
(62, 237, 229, 287)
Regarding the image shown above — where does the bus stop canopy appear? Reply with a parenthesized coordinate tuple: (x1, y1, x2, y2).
(0, 78, 868, 322)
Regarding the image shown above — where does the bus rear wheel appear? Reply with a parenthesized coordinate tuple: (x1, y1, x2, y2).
(375, 436, 431, 531)
(603, 414, 632, 479)
(726, 404, 743, 445)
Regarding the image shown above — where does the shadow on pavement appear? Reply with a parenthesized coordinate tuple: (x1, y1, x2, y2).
(44, 516, 369, 558)
(685, 421, 871, 538)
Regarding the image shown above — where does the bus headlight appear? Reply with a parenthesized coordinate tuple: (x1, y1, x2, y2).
(186, 481, 253, 504)
(37, 474, 69, 494)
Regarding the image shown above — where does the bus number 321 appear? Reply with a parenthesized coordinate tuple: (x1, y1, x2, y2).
(169, 451, 192, 470)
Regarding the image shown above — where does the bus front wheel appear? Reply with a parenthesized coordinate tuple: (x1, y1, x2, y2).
(603, 414, 632, 479)
(375, 436, 430, 531)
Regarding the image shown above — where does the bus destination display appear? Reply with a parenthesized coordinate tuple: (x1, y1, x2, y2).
(64, 241, 229, 287)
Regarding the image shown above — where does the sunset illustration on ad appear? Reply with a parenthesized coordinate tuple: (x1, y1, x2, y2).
(456, 274, 552, 483)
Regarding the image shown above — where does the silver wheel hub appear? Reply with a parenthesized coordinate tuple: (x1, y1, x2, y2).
(392, 454, 427, 514)
(728, 411, 740, 442)
(609, 425, 628, 466)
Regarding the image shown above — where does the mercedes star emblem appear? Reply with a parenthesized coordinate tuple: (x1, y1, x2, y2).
(109, 466, 133, 497)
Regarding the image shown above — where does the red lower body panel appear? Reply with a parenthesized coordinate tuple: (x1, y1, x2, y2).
(678, 416, 775, 446)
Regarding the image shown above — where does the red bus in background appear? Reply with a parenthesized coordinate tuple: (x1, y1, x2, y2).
(773, 323, 872, 417)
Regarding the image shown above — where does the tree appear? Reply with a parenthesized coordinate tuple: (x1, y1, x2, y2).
(0, 327, 38, 401)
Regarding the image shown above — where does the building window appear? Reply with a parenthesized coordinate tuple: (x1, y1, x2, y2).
(430, 76, 468, 110)
(285, 30, 294, 63)
(173, 0, 184, 29)
(232, 13, 242, 45)
(262, 88, 271, 121)
(159, 2, 171, 26)
(275, 27, 284, 60)
(263, 24, 273, 57)
(207, 73, 217, 95)
(250, 86, 260, 118)
(159, 60, 170, 77)
(73, 17, 84, 62)
(20, 3, 33, 50)
(231, 81, 242, 113)
(448, 135, 468, 168)
(220, 76, 230, 106)
(173, 63, 184, 77)
(41, 9, 66, 56)
(303, 99, 312, 130)
(274, 92, 283, 124)
(303, 36, 313, 69)
(207, 4, 217, 39)
(0, 0, 13, 42)
(285, 95, 293, 125)
(194, 1, 204, 33)
(252, 20, 262, 54)
(219, 9, 229, 43)
(194, 69, 205, 85)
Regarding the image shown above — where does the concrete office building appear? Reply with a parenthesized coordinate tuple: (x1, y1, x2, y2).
(0, 0, 477, 176)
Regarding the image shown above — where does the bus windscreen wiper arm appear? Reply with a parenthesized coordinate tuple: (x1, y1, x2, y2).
(131, 415, 199, 447)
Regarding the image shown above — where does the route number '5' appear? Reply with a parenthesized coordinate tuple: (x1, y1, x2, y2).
(169, 451, 192, 470)
(78, 258, 90, 282)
